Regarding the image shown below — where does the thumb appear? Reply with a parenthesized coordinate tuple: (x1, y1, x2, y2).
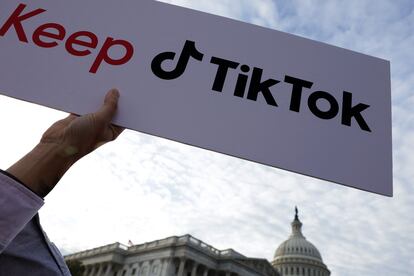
(96, 88, 120, 122)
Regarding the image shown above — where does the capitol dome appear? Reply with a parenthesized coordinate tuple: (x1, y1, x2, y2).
(271, 208, 330, 276)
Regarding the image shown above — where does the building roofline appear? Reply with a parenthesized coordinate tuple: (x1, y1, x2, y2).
(64, 234, 245, 260)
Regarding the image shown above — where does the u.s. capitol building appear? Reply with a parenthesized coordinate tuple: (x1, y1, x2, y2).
(65, 209, 330, 276)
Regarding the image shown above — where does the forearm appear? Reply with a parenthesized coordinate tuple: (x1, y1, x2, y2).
(6, 142, 76, 198)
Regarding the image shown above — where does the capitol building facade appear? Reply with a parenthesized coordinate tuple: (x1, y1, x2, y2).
(65, 209, 330, 276)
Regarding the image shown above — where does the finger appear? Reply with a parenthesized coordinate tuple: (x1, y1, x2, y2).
(112, 124, 125, 139)
(95, 88, 120, 122)
(93, 141, 107, 150)
(51, 114, 78, 128)
(64, 114, 79, 122)
(100, 124, 125, 143)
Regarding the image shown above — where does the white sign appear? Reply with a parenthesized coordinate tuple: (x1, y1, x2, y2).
(0, 0, 392, 196)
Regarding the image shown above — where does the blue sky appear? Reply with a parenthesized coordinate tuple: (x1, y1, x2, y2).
(0, 0, 413, 275)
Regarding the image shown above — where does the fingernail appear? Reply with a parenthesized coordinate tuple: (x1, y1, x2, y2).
(111, 89, 120, 98)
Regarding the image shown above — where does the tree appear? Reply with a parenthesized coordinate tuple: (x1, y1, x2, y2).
(65, 259, 85, 276)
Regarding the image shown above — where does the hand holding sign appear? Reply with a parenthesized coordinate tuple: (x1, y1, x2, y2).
(7, 89, 123, 197)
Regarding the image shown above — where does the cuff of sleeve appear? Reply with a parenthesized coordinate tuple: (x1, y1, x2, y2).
(0, 169, 42, 198)
(0, 171, 44, 249)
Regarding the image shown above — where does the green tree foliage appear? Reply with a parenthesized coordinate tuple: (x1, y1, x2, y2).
(65, 259, 85, 276)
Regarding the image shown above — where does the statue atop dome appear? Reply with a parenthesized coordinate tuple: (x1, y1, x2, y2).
(295, 206, 299, 220)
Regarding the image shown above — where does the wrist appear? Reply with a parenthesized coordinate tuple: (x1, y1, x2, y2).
(7, 142, 76, 197)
